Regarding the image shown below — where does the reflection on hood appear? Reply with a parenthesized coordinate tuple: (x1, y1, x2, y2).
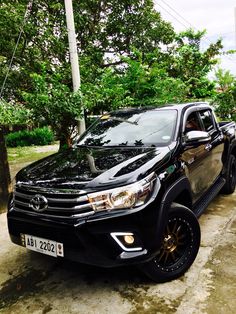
(17, 145, 171, 190)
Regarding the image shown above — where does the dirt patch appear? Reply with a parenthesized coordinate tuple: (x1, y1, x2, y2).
(0, 267, 52, 310)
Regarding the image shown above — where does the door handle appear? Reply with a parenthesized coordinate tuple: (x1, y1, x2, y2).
(205, 143, 212, 151)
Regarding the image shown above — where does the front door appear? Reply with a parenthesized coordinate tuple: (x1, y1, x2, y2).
(181, 111, 211, 201)
(181, 109, 224, 202)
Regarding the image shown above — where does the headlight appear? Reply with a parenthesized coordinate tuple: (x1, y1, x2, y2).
(88, 172, 158, 212)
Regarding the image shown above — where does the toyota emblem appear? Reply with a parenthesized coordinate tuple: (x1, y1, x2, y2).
(29, 194, 48, 212)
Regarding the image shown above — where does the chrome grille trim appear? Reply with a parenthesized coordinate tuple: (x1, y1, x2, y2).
(13, 207, 95, 219)
(14, 191, 89, 204)
(14, 199, 93, 212)
(13, 184, 94, 219)
(17, 183, 87, 194)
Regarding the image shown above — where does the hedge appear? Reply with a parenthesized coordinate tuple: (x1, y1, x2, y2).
(6, 127, 54, 147)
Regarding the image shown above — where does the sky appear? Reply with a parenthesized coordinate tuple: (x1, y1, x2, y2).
(154, 0, 236, 77)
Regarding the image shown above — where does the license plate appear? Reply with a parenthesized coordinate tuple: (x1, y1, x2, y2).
(21, 234, 64, 257)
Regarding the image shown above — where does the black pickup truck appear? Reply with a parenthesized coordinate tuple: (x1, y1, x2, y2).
(7, 102, 236, 282)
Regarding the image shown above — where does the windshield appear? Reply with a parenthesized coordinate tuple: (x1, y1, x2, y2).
(77, 109, 177, 147)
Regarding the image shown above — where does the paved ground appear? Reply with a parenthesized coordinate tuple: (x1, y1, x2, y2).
(0, 189, 235, 314)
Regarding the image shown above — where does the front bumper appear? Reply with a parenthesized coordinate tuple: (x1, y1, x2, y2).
(7, 201, 164, 267)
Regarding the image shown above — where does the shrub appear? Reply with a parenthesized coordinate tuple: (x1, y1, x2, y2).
(6, 127, 54, 147)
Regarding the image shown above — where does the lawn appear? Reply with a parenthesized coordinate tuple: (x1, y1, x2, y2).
(8, 144, 59, 179)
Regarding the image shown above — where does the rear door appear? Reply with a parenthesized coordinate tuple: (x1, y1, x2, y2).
(198, 109, 224, 184)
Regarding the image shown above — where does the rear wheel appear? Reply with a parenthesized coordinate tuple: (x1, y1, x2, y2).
(222, 155, 236, 194)
(140, 203, 200, 282)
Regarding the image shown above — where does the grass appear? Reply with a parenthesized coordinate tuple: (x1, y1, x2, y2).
(7, 144, 59, 179)
(8, 146, 56, 164)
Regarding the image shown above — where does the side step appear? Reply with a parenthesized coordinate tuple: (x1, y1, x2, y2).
(193, 177, 226, 217)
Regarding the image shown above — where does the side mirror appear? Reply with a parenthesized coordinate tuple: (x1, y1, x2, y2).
(184, 131, 211, 145)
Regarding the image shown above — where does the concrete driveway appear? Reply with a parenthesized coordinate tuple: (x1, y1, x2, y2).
(0, 191, 235, 314)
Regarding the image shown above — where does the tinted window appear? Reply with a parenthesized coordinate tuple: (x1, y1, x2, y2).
(199, 110, 215, 132)
(184, 112, 203, 133)
(77, 109, 177, 147)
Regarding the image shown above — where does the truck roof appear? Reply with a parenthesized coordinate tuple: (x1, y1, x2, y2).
(110, 102, 211, 115)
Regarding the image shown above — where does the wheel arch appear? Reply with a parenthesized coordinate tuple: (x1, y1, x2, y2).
(161, 176, 193, 210)
(153, 176, 193, 251)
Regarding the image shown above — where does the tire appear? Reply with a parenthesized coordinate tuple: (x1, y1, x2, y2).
(221, 155, 236, 195)
(140, 203, 201, 283)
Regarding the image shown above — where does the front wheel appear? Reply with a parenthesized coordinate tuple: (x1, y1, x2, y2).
(140, 203, 200, 283)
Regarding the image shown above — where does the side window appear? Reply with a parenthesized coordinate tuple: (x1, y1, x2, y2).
(184, 112, 203, 133)
(199, 110, 215, 132)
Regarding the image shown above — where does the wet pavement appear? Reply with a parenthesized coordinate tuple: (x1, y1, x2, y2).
(0, 190, 235, 314)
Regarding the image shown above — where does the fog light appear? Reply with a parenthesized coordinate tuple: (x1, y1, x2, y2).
(111, 232, 142, 252)
(124, 235, 135, 245)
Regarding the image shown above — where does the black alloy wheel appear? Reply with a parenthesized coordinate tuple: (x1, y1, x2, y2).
(140, 203, 200, 283)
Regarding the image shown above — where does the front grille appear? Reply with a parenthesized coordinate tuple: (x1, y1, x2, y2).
(13, 184, 94, 219)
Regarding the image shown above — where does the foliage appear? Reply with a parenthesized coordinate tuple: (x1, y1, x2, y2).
(212, 90, 236, 121)
(118, 55, 189, 106)
(81, 29, 223, 113)
(0, 101, 31, 126)
(23, 66, 82, 147)
(0, 0, 178, 147)
(6, 127, 54, 147)
(214, 68, 235, 92)
(0, 0, 175, 102)
(211, 68, 236, 121)
(0, 2, 225, 144)
(82, 52, 189, 112)
(168, 29, 223, 98)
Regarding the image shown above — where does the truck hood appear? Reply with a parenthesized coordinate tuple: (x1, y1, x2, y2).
(16, 145, 171, 191)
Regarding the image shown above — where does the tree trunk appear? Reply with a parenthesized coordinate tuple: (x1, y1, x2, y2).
(58, 125, 73, 151)
(0, 127, 11, 212)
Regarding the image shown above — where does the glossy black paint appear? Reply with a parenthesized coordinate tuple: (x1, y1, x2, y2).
(16, 145, 171, 190)
(7, 103, 236, 268)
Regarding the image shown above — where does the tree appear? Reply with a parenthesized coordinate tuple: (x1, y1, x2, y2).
(82, 51, 189, 112)
(168, 29, 223, 99)
(0, 0, 175, 101)
(23, 66, 82, 149)
(214, 68, 235, 92)
(0, 0, 175, 147)
(211, 68, 236, 121)
(0, 101, 31, 211)
(0, 2, 224, 148)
